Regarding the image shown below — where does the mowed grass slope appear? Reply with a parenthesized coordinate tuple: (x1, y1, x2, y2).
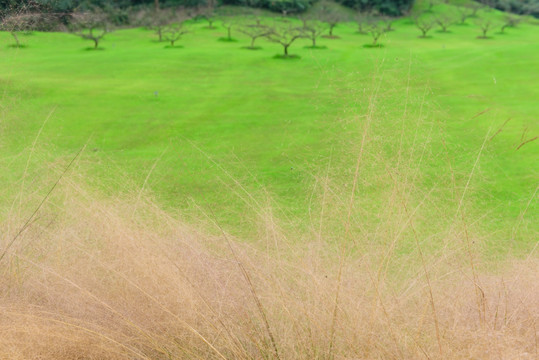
(0, 5, 537, 251)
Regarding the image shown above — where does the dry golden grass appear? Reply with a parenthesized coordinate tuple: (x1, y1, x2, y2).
(0, 167, 537, 360)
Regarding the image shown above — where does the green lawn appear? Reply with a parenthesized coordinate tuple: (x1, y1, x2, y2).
(0, 5, 537, 253)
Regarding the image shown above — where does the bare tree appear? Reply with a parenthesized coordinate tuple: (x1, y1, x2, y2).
(355, 12, 373, 34)
(238, 22, 272, 49)
(1, 11, 40, 48)
(220, 16, 236, 41)
(468, 2, 484, 17)
(414, 16, 435, 37)
(367, 23, 385, 46)
(476, 17, 494, 38)
(202, 10, 216, 29)
(320, 11, 343, 38)
(302, 19, 326, 48)
(133, 8, 177, 42)
(316, 2, 344, 39)
(426, 0, 436, 12)
(500, 14, 520, 33)
(245, 9, 264, 26)
(70, 10, 112, 50)
(198, 0, 217, 29)
(163, 23, 189, 47)
(266, 21, 306, 57)
(456, 5, 471, 24)
(381, 16, 395, 32)
(435, 14, 454, 32)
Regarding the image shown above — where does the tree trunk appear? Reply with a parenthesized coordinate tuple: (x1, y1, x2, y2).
(250, 37, 255, 48)
(227, 27, 231, 40)
(154, 0, 159, 11)
(329, 25, 334, 36)
(94, 38, 99, 49)
(312, 37, 316, 47)
(284, 45, 288, 56)
(11, 32, 20, 47)
(171, 40, 175, 47)
(158, 28, 162, 42)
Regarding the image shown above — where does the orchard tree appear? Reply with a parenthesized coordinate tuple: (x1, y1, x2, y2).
(159, 9, 191, 47)
(367, 23, 385, 46)
(317, 2, 345, 39)
(69, 9, 112, 49)
(163, 22, 189, 47)
(456, 5, 471, 24)
(198, 0, 217, 29)
(1, 11, 40, 48)
(467, 2, 484, 17)
(298, 14, 312, 28)
(414, 16, 435, 37)
(220, 16, 236, 41)
(500, 14, 520, 33)
(266, 21, 306, 57)
(381, 15, 395, 31)
(435, 14, 454, 32)
(238, 22, 272, 49)
(303, 19, 326, 48)
(133, 8, 178, 42)
(245, 9, 264, 26)
(426, 0, 436, 12)
(355, 12, 373, 34)
(476, 17, 494, 38)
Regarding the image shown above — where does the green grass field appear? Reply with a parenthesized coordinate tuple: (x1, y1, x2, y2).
(1, 5, 537, 252)
(1, 4, 539, 358)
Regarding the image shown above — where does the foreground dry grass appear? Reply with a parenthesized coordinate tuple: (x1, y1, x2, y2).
(0, 171, 537, 360)
(1, 76, 537, 358)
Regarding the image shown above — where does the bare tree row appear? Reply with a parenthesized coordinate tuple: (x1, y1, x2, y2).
(0, 4, 524, 53)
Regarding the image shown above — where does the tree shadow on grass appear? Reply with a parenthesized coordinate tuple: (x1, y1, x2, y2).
(7, 44, 28, 49)
(83, 47, 105, 51)
(164, 45, 184, 49)
(218, 37, 238, 42)
(241, 46, 263, 50)
(272, 54, 301, 60)
(304, 45, 328, 49)
(363, 44, 384, 48)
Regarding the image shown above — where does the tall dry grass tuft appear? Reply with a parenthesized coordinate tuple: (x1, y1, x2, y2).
(0, 164, 537, 359)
